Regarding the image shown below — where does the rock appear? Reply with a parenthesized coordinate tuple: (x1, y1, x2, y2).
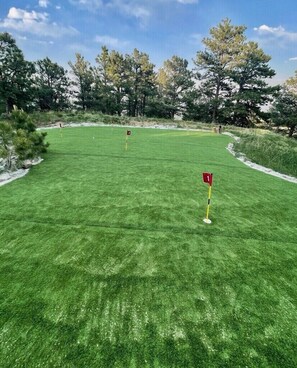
(0, 173, 11, 182)
(22, 160, 33, 169)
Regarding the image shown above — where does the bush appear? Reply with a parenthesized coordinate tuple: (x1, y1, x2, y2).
(0, 108, 49, 171)
(233, 132, 297, 177)
(11, 108, 36, 132)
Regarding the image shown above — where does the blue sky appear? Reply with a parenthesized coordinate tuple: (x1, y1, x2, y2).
(1, 0, 297, 84)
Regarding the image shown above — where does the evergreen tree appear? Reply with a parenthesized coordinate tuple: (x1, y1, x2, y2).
(229, 41, 276, 126)
(126, 49, 156, 117)
(285, 70, 297, 94)
(0, 33, 35, 112)
(0, 108, 49, 171)
(68, 53, 94, 110)
(35, 57, 70, 111)
(11, 108, 49, 159)
(94, 46, 116, 114)
(194, 19, 276, 126)
(106, 50, 128, 116)
(0, 122, 15, 170)
(271, 73, 297, 137)
(157, 56, 193, 119)
(195, 19, 246, 123)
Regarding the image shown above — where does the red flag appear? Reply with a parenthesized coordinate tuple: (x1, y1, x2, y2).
(127, 130, 131, 136)
(203, 172, 213, 186)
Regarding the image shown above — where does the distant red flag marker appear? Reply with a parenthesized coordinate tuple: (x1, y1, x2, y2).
(203, 172, 213, 186)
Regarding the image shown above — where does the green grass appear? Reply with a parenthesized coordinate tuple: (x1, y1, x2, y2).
(0, 127, 296, 367)
(233, 131, 297, 178)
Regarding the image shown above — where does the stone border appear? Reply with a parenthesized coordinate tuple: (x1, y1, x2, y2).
(37, 121, 208, 131)
(0, 158, 43, 187)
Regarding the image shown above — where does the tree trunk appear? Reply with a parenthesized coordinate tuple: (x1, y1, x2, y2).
(142, 95, 146, 116)
(288, 124, 296, 137)
(116, 88, 123, 116)
(133, 97, 138, 117)
(212, 81, 220, 124)
(6, 97, 14, 113)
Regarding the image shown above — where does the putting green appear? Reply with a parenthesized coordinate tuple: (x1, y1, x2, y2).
(0, 127, 296, 367)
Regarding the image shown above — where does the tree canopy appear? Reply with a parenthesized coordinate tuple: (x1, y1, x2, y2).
(0, 32, 35, 113)
(270, 75, 297, 137)
(35, 57, 70, 111)
(0, 20, 292, 133)
(194, 19, 277, 126)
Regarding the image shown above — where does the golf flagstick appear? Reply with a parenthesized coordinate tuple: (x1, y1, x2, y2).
(125, 130, 131, 151)
(59, 123, 63, 138)
(202, 172, 213, 224)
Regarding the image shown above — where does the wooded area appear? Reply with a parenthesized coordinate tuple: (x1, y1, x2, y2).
(0, 19, 297, 135)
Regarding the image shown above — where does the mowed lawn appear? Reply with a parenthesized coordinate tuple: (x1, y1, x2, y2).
(0, 126, 296, 368)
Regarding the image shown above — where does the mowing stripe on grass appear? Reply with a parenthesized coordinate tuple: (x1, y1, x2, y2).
(1, 127, 296, 368)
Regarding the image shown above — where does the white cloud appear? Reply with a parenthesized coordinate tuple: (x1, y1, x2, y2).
(0, 7, 78, 38)
(254, 24, 297, 42)
(39, 0, 49, 8)
(177, 0, 198, 3)
(69, 0, 151, 27)
(190, 33, 203, 44)
(69, 0, 199, 27)
(8, 7, 48, 21)
(289, 57, 297, 61)
(94, 35, 129, 48)
(108, 0, 151, 23)
(35, 39, 54, 45)
(69, 0, 103, 10)
(68, 43, 91, 53)
(16, 35, 27, 40)
(14, 34, 54, 46)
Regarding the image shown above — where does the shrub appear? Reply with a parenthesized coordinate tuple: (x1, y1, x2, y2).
(233, 132, 297, 177)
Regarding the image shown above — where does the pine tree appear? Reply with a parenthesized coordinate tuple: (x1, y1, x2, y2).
(195, 19, 246, 123)
(157, 56, 193, 119)
(68, 53, 94, 110)
(35, 57, 70, 111)
(126, 49, 156, 117)
(94, 46, 116, 114)
(0, 33, 35, 112)
(271, 72, 297, 137)
(106, 51, 127, 116)
(229, 41, 276, 126)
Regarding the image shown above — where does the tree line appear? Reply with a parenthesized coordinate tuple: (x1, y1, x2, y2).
(0, 19, 296, 135)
